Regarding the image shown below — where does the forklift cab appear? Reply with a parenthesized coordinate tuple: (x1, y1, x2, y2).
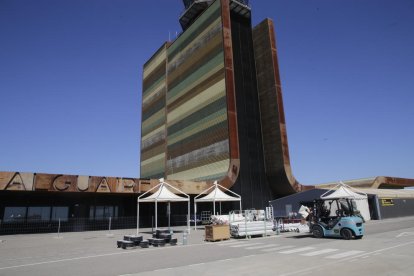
(306, 198, 364, 240)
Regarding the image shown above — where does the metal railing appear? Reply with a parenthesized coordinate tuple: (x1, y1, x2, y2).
(0, 215, 190, 235)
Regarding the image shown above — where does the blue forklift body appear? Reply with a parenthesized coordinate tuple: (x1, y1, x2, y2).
(320, 216, 364, 238)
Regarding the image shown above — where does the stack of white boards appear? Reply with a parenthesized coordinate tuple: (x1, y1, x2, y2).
(230, 221, 274, 237)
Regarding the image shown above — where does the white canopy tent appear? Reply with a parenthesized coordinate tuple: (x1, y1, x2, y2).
(194, 181, 242, 229)
(320, 182, 371, 221)
(137, 179, 190, 235)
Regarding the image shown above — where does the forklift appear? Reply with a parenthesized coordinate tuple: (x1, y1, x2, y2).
(303, 197, 365, 240)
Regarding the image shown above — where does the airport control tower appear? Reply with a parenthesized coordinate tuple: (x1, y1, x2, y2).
(141, 0, 302, 209)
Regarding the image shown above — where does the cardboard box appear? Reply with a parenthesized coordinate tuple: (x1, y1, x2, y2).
(205, 225, 230, 241)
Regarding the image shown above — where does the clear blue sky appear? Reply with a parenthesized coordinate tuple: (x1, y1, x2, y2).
(0, 0, 413, 185)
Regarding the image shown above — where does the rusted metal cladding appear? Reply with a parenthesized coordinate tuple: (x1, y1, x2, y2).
(220, 0, 240, 189)
(32, 174, 132, 193)
(0, 171, 212, 195)
(375, 177, 414, 189)
(303, 177, 414, 190)
(2, 171, 413, 196)
(0, 172, 34, 191)
(252, 19, 305, 196)
(221, 0, 275, 208)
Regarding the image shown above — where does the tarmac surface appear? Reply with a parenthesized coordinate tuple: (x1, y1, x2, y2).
(0, 216, 414, 275)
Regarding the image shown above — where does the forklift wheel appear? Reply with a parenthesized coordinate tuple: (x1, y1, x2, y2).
(341, 228, 353, 240)
(312, 225, 324, 238)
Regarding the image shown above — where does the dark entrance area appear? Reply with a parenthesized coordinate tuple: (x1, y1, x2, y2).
(0, 191, 138, 235)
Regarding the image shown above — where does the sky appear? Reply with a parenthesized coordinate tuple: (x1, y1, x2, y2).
(0, 0, 413, 185)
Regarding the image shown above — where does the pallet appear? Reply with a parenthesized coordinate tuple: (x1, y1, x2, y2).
(205, 237, 230, 242)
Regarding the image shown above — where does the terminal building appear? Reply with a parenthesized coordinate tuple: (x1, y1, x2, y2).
(0, 0, 413, 234)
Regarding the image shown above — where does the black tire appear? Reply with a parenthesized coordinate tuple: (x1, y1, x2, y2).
(341, 228, 353, 240)
(312, 225, 324, 238)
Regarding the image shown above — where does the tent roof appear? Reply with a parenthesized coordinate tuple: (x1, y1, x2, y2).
(138, 181, 189, 202)
(321, 184, 367, 200)
(195, 183, 241, 202)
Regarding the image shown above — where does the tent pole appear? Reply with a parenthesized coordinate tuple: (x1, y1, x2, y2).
(155, 199, 158, 231)
(213, 199, 216, 215)
(220, 202, 222, 215)
(187, 200, 190, 233)
(136, 200, 139, 235)
(194, 203, 197, 231)
(168, 202, 171, 232)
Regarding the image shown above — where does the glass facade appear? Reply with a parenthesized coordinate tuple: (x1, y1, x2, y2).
(89, 205, 118, 220)
(51, 206, 69, 221)
(141, 45, 168, 179)
(141, 0, 230, 182)
(3, 207, 26, 222)
(3, 206, 69, 222)
(166, 0, 229, 181)
(27, 206, 51, 221)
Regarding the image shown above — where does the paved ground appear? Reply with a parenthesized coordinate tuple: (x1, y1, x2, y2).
(0, 216, 414, 275)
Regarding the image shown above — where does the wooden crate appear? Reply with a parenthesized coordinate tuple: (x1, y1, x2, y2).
(205, 225, 230, 241)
